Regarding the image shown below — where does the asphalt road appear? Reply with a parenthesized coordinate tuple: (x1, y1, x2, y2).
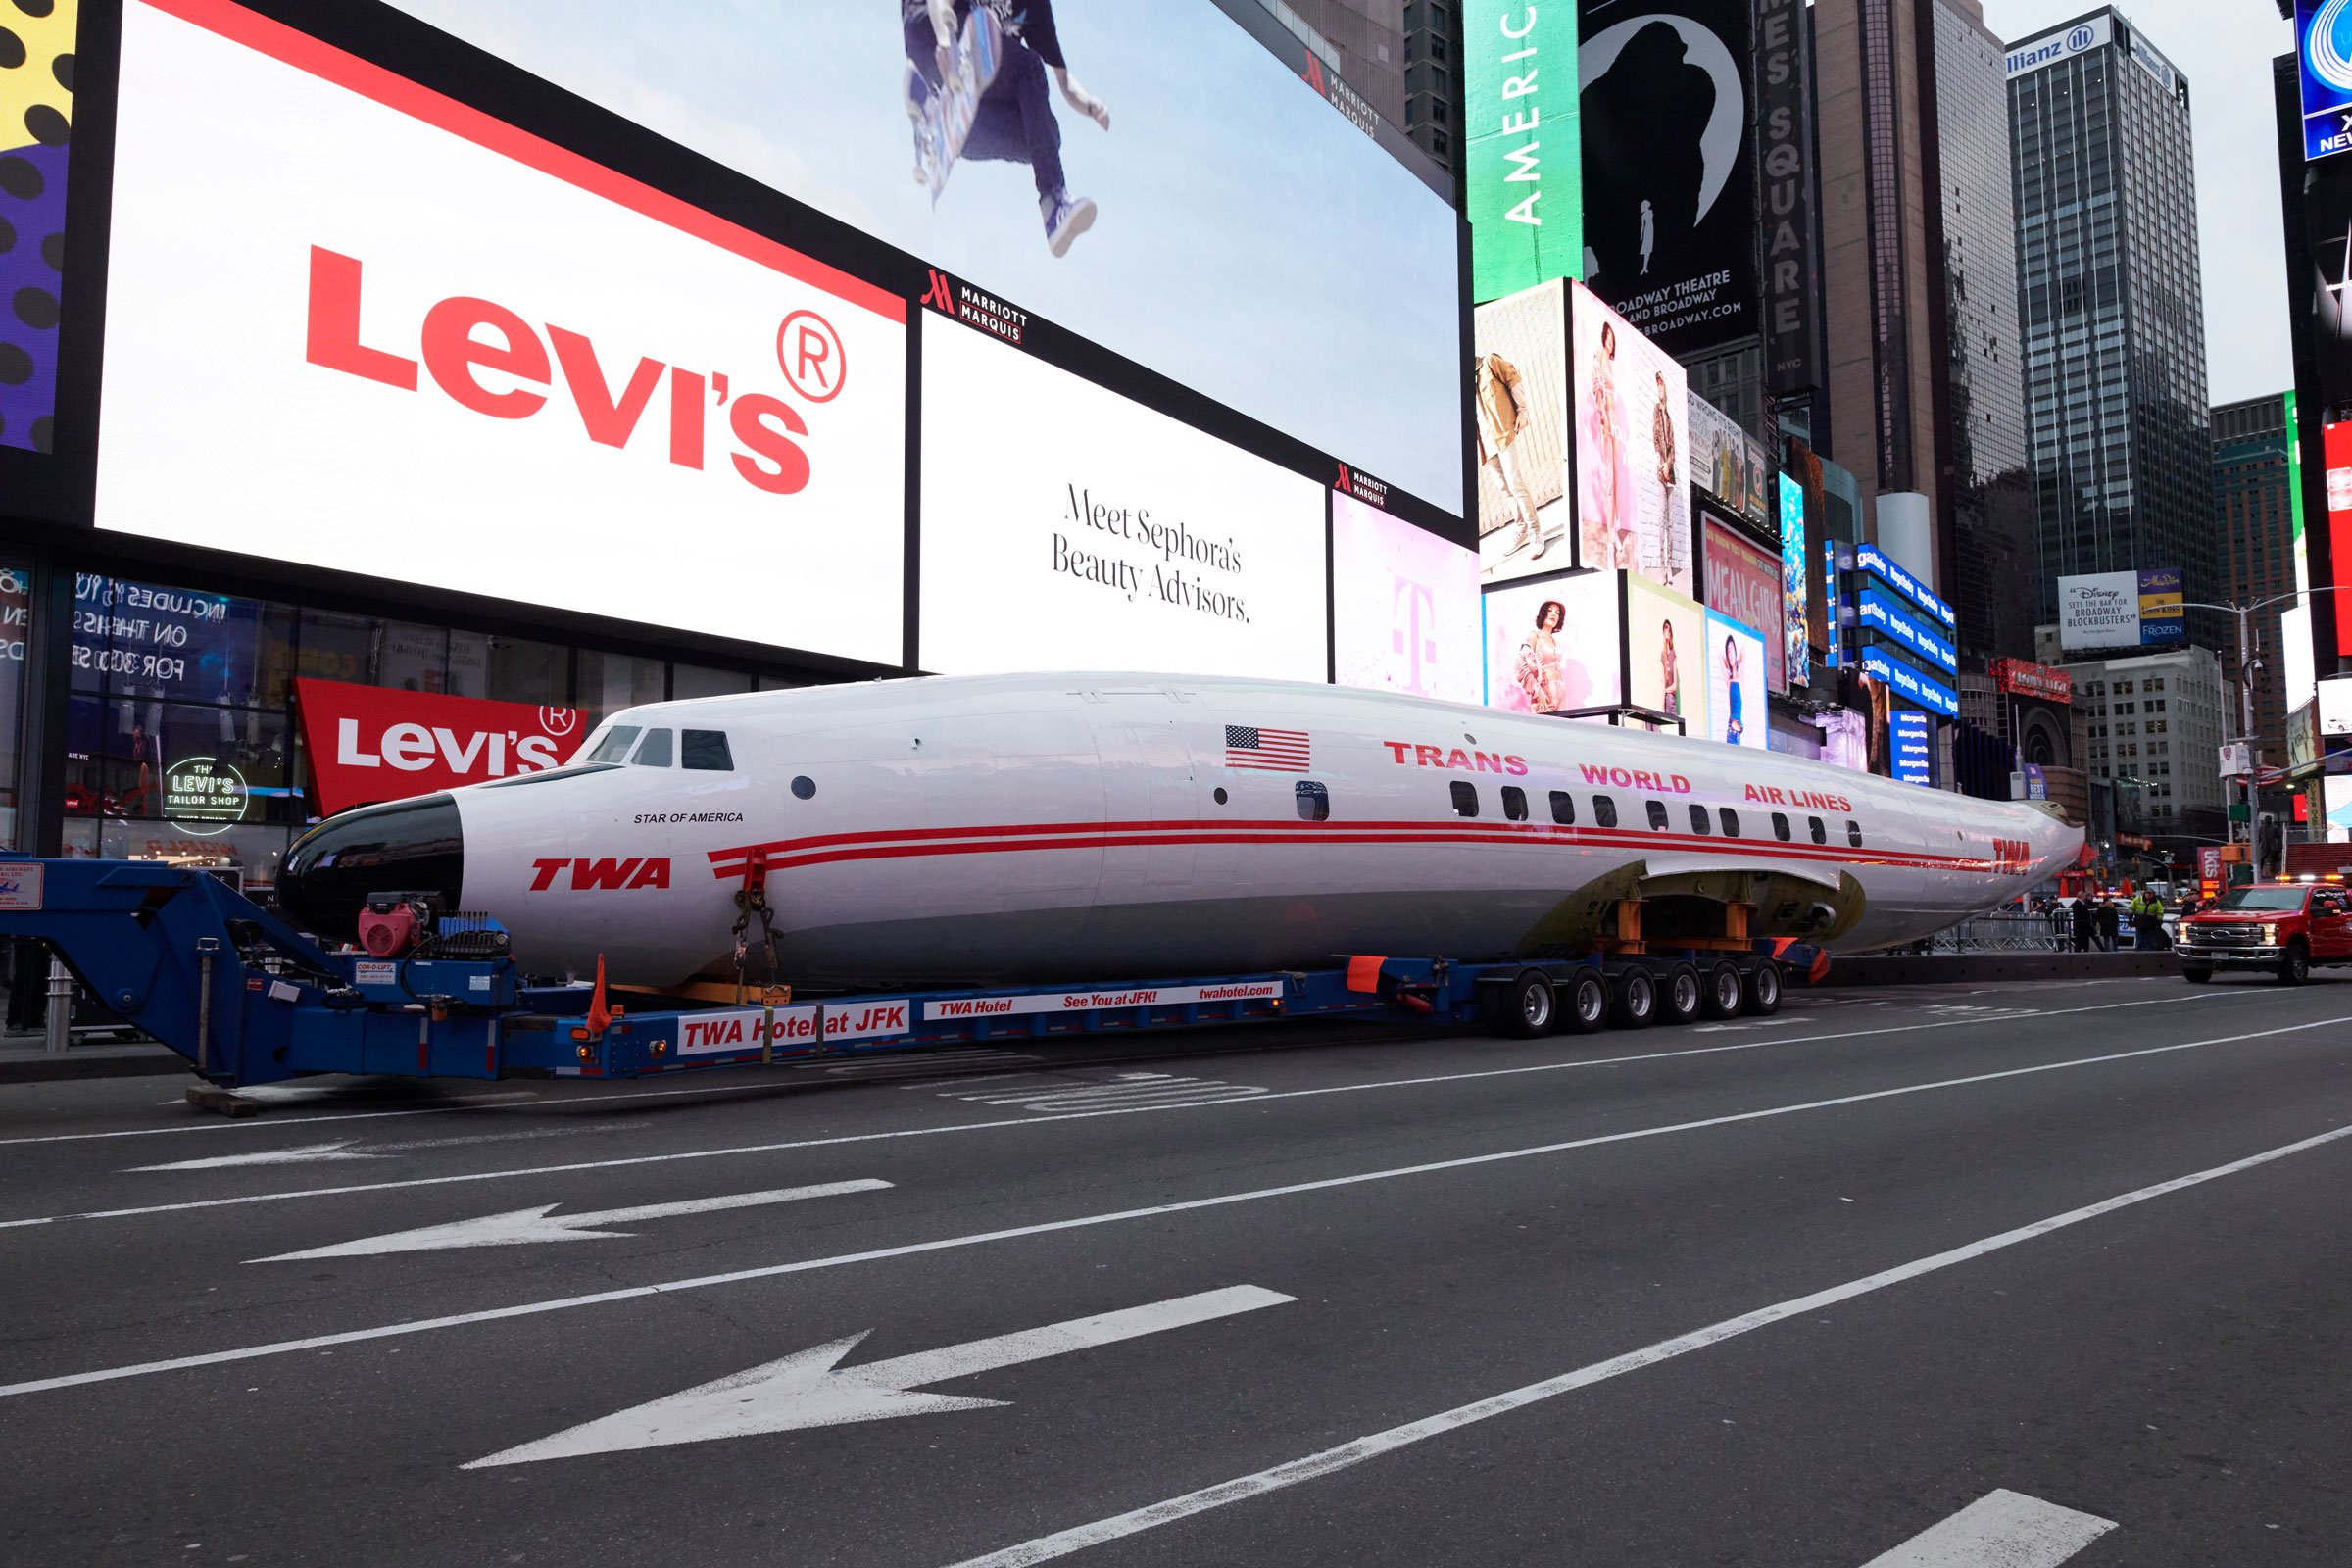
(2, 971, 2348, 1566)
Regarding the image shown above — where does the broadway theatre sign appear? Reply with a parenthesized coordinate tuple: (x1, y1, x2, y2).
(295, 678, 588, 814)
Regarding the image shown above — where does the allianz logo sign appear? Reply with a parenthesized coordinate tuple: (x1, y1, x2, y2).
(2005, 20, 2103, 76)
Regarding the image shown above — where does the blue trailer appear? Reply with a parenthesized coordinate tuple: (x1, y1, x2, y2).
(0, 858, 1792, 1097)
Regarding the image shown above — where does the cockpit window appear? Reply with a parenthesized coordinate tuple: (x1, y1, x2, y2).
(681, 729, 734, 771)
(587, 725, 641, 763)
(631, 728, 673, 767)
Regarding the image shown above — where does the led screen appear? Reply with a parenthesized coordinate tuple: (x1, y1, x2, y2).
(385, 0, 1464, 511)
(1625, 572, 1703, 732)
(1889, 710, 1934, 787)
(1484, 570, 1618, 716)
(0, 0, 74, 453)
(1572, 283, 1690, 597)
(97, 0, 907, 665)
(1699, 517, 1783, 694)
(1474, 280, 1572, 584)
(1464, 0, 1582, 302)
(1333, 491, 1483, 705)
(1704, 609, 1765, 750)
(919, 312, 1326, 680)
(1778, 473, 1808, 688)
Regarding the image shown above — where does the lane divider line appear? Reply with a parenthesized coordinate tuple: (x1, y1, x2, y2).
(2, 1010, 2343, 1401)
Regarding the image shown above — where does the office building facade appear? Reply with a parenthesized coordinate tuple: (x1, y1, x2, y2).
(2212, 394, 2297, 763)
(2065, 646, 2232, 837)
(2008, 9, 2221, 654)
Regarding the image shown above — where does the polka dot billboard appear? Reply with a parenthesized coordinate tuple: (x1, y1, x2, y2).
(0, 0, 72, 454)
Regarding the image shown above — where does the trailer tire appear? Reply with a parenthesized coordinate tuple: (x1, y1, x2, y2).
(1701, 961, 1745, 1020)
(1658, 962, 1703, 1026)
(1610, 967, 1657, 1028)
(1559, 969, 1611, 1034)
(1494, 970, 1558, 1038)
(1742, 960, 1784, 1016)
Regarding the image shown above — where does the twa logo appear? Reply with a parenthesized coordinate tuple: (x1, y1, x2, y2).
(921, 269, 956, 314)
(529, 857, 672, 892)
(339, 720, 562, 776)
(1992, 837, 2034, 874)
(304, 246, 813, 495)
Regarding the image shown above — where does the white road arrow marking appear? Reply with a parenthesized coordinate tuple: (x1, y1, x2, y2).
(130, 1141, 386, 1172)
(1859, 1489, 2117, 1566)
(464, 1284, 1294, 1468)
(248, 1179, 892, 1262)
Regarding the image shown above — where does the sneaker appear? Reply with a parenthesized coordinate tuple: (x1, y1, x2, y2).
(904, 63, 934, 184)
(1043, 192, 1098, 257)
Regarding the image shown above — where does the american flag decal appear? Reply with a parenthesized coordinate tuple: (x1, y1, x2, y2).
(1224, 724, 1310, 771)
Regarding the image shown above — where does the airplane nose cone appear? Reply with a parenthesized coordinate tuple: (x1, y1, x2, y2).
(279, 793, 464, 941)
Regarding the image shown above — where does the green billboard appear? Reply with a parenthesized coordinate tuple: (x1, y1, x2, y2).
(1464, 4, 1582, 303)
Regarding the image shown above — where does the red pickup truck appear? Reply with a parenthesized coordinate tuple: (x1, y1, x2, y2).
(2176, 884, 2352, 984)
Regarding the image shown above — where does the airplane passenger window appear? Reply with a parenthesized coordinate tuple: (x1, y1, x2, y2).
(587, 725, 641, 763)
(1296, 780, 1331, 821)
(1719, 808, 1740, 837)
(1501, 786, 1528, 821)
(1688, 804, 1710, 835)
(680, 729, 733, 771)
(1772, 812, 1791, 842)
(630, 728, 673, 767)
(1593, 796, 1618, 828)
(1548, 791, 1576, 825)
(1809, 816, 1827, 845)
(1645, 800, 1670, 831)
(1450, 781, 1479, 817)
(1846, 819, 1864, 848)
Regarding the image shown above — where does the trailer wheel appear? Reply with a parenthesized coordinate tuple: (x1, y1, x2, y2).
(1610, 967, 1657, 1028)
(1495, 970, 1557, 1038)
(1742, 960, 1784, 1016)
(1658, 962, 1703, 1026)
(1701, 961, 1745, 1019)
(1559, 969, 1610, 1035)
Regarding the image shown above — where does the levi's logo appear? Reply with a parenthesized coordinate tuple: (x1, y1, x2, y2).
(530, 857, 672, 892)
(304, 246, 813, 494)
(340, 720, 562, 778)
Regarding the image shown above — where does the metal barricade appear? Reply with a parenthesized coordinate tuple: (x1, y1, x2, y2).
(1924, 911, 2068, 954)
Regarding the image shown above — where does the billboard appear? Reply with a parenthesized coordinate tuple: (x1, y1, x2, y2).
(98, 0, 908, 666)
(1704, 610, 1766, 750)
(1332, 489, 1483, 705)
(1572, 283, 1690, 596)
(1578, 0, 1757, 357)
(0, 0, 74, 453)
(1857, 588, 1959, 676)
(294, 678, 587, 814)
(919, 313, 1326, 681)
(1464, 1, 1581, 304)
(1484, 570, 1618, 716)
(2056, 567, 2186, 652)
(2330, 421, 2352, 649)
(1625, 572, 1704, 730)
(1990, 658, 2073, 704)
(1755, 0, 1824, 397)
(1811, 707, 1869, 771)
(1698, 517, 1783, 694)
(1475, 281, 1572, 582)
(1779, 472, 1808, 688)
(2301, 0, 2352, 160)
(1859, 645, 1959, 719)
(1687, 394, 1751, 513)
(1889, 710, 1935, 787)
(386, 0, 1463, 511)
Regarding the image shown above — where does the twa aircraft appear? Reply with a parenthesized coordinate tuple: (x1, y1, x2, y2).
(276, 673, 2082, 987)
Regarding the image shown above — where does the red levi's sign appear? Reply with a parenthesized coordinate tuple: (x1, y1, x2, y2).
(295, 677, 588, 815)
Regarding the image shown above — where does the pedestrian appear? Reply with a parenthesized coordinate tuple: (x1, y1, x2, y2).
(2097, 898, 2121, 953)
(2070, 899, 2093, 953)
(2135, 892, 2168, 950)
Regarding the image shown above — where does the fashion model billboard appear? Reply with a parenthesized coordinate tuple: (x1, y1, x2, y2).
(1624, 572, 1703, 731)
(1332, 490, 1483, 705)
(1578, 0, 1757, 358)
(384, 0, 1463, 512)
(919, 312, 1327, 681)
(0, 0, 74, 453)
(1483, 570, 1618, 717)
(1704, 609, 1765, 750)
(1687, 393, 1750, 514)
(1464, 1, 1581, 303)
(98, 0, 908, 666)
(1699, 516, 1783, 694)
(1474, 280, 1571, 583)
(1572, 282, 1690, 597)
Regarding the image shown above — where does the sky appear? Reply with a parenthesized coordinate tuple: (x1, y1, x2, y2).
(1977, 0, 2299, 406)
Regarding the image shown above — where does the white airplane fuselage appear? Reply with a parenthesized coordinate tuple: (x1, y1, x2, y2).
(312, 672, 2083, 989)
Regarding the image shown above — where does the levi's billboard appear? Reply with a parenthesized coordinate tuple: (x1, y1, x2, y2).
(295, 678, 587, 815)
(95, 0, 906, 667)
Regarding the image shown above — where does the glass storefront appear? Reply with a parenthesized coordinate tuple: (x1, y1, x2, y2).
(39, 571, 803, 899)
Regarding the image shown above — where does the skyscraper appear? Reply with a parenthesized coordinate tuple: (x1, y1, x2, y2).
(2007, 9, 2220, 654)
(2213, 394, 2298, 760)
(1812, 0, 2032, 664)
